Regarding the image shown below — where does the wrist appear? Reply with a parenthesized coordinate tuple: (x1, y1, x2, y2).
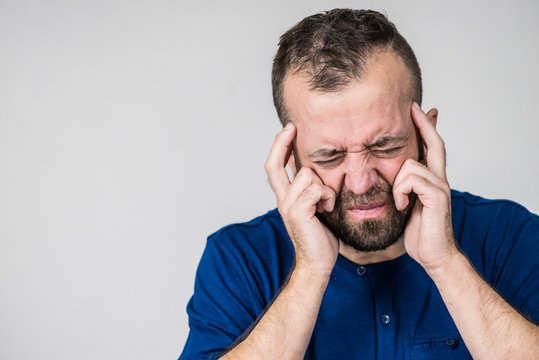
(290, 262, 333, 289)
(425, 250, 469, 283)
(293, 252, 337, 277)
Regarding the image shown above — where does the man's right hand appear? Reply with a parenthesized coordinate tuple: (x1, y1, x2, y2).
(220, 123, 338, 360)
(264, 123, 339, 276)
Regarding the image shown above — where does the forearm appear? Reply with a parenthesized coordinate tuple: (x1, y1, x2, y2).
(220, 266, 330, 360)
(428, 252, 539, 360)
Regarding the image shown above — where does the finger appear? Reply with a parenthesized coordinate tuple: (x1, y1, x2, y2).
(393, 159, 447, 197)
(411, 102, 446, 179)
(294, 182, 336, 217)
(315, 185, 337, 213)
(393, 171, 449, 211)
(264, 123, 296, 201)
(318, 187, 336, 213)
(282, 167, 321, 210)
(426, 108, 438, 127)
(283, 167, 336, 213)
(287, 151, 298, 177)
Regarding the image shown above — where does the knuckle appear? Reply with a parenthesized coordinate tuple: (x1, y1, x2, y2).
(407, 173, 418, 183)
(297, 167, 314, 178)
(295, 167, 307, 178)
(404, 158, 416, 166)
(301, 185, 314, 199)
(412, 174, 426, 186)
(301, 184, 320, 202)
(310, 182, 323, 193)
(326, 186, 336, 198)
(403, 158, 419, 170)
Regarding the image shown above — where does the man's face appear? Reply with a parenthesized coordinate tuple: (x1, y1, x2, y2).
(282, 51, 420, 252)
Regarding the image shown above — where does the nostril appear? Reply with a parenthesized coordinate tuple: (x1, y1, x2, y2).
(344, 167, 379, 195)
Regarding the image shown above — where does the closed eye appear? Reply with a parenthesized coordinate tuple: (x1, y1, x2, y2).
(314, 156, 345, 167)
(371, 147, 404, 157)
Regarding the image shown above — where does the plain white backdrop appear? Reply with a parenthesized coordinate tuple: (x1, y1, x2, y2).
(1, 0, 538, 359)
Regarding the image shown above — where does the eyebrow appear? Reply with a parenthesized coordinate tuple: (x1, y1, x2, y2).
(307, 148, 346, 159)
(307, 134, 410, 159)
(368, 134, 409, 148)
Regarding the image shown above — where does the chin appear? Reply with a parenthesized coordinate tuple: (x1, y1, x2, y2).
(318, 193, 416, 253)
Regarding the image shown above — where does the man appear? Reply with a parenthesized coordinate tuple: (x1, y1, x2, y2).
(179, 9, 539, 359)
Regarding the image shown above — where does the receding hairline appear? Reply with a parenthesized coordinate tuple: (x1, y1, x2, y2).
(280, 48, 417, 125)
(288, 45, 393, 91)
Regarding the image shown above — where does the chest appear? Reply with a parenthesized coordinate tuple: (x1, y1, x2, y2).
(305, 259, 472, 360)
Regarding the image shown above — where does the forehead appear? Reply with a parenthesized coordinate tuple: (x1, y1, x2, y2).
(283, 51, 414, 150)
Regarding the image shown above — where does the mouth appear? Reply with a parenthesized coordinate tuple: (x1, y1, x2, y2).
(346, 202, 386, 221)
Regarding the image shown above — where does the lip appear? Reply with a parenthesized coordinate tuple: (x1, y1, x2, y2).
(347, 202, 386, 221)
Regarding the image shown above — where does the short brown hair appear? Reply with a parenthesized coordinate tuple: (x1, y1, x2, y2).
(272, 9, 422, 126)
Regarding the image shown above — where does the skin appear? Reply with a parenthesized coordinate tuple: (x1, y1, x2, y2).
(221, 50, 539, 360)
(282, 51, 436, 266)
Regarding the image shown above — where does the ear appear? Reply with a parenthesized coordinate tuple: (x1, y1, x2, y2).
(426, 108, 439, 128)
(287, 151, 298, 177)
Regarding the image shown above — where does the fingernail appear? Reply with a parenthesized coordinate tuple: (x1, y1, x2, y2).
(412, 102, 421, 110)
(284, 123, 293, 131)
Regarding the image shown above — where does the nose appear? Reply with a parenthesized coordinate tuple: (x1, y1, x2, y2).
(343, 156, 379, 195)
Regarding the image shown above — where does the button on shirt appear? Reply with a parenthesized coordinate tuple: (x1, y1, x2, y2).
(356, 265, 367, 276)
(380, 314, 391, 325)
(312, 253, 465, 359)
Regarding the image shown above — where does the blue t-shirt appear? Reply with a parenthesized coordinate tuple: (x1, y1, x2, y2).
(179, 190, 539, 359)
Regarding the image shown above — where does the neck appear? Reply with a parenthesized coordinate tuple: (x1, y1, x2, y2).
(339, 237, 406, 265)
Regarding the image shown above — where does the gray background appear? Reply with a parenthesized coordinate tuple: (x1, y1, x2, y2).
(1, 0, 538, 359)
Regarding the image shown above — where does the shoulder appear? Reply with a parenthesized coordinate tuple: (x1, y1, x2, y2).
(206, 209, 291, 256)
(450, 189, 539, 286)
(451, 189, 538, 230)
(208, 209, 285, 242)
(182, 210, 292, 357)
(451, 189, 534, 212)
(201, 209, 294, 290)
(451, 189, 538, 245)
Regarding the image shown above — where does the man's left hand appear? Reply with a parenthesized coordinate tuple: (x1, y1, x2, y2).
(393, 102, 459, 273)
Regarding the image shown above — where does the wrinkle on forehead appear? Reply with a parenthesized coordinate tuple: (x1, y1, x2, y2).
(284, 51, 413, 119)
(298, 95, 412, 153)
(284, 50, 415, 154)
(305, 128, 412, 159)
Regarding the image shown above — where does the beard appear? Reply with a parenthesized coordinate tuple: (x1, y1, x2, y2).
(317, 180, 416, 252)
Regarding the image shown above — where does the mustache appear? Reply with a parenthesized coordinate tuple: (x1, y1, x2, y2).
(336, 182, 393, 207)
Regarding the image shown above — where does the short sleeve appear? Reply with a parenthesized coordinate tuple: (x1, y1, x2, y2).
(490, 210, 539, 324)
(178, 233, 268, 359)
(453, 192, 539, 325)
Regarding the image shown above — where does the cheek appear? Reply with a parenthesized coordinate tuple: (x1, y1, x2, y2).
(313, 157, 407, 192)
(372, 156, 408, 186)
(378, 141, 420, 185)
(313, 168, 344, 194)
(307, 151, 415, 192)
